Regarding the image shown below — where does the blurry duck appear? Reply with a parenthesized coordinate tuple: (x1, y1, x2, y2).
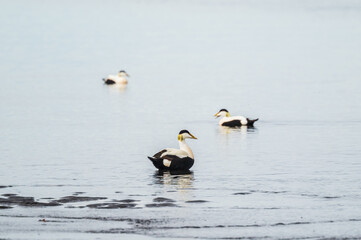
(103, 70, 129, 84)
(148, 130, 197, 171)
(214, 109, 259, 127)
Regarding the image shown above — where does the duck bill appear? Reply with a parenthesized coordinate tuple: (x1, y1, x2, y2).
(214, 112, 220, 119)
(190, 133, 198, 139)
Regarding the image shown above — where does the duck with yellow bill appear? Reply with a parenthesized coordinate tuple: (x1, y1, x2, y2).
(214, 109, 259, 127)
(103, 70, 130, 84)
(148, 130, 197, 171)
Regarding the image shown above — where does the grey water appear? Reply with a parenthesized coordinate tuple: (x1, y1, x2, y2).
(1, 0, 361, 239)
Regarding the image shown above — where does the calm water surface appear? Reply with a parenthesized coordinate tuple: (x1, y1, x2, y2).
(1, 0, 361, 239)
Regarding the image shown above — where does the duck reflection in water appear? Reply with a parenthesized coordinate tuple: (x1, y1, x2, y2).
(108, 83, 127, 93)
(218, 125, 257, 135)
(217, 126, 258, 145)
(153, 170, 194, 189)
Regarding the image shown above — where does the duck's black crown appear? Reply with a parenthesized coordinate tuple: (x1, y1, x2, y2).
(219, 109, 228, 112)
(179, 130, 190, 135)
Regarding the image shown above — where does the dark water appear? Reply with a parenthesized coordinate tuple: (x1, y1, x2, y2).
(1, 0, 361, 239)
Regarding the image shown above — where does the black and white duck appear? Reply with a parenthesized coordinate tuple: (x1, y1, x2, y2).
(103, 70, 129, 84)
(214, 109, 259, 127)
(148, 130, 197, 171)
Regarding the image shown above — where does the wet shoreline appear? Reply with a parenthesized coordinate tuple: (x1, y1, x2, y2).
(1, 208, 361, 239)
(1, 185, 361, 239)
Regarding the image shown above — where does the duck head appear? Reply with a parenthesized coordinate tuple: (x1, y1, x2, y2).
(178, 130, 197, 141)
(214, 109, 231, 118)
(118, 70, 130, 77)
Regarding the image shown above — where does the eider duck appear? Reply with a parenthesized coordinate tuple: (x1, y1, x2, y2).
(103, 70, 129, 84)
(148, 130, 197, 171)
(214, 109, 259, 127)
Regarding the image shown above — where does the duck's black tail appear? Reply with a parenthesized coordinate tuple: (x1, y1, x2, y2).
(247, 118, 259, 127)
(103, 79, 116, 85)
(148, 156, 164, 170)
